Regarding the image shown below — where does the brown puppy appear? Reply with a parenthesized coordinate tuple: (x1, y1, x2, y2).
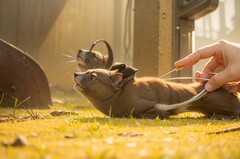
(76, 39, 113, 71)
(74, 68, 240, 119)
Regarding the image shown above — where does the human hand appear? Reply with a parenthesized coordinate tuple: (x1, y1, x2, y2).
(174, 40, 240, 92)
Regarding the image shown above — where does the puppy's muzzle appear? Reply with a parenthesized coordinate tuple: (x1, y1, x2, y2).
(74, 72, 84, 84)
(74, 72, 79, 78)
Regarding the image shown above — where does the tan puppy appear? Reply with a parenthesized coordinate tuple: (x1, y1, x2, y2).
(74, 67, 240, 119)
(76, 39, 113, 71)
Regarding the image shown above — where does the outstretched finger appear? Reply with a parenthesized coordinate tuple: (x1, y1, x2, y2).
(175, 42, 221, 67)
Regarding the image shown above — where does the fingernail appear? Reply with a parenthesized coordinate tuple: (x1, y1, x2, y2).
(205, 83, 212, 92)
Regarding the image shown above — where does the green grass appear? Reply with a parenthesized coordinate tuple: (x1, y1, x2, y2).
(0, 91, 240, 159)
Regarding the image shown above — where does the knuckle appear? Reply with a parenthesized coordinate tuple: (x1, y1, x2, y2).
(217, 40, 228, 46)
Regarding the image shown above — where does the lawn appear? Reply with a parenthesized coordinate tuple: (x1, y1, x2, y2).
(0, 90, 240, 159)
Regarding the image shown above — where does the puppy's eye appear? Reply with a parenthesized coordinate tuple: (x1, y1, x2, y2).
(88, 74, 97, 81)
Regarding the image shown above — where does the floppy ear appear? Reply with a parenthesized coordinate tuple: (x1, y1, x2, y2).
(122, 66, 138, 78)
(110, 64, 138, 87)
(110, 62, 126, 72)
(109, 71, 123, 87)
(103, 55, 108, 62)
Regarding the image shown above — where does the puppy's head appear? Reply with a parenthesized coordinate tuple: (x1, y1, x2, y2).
(74, 69, 124, 101)
(76, 49, 109, 71)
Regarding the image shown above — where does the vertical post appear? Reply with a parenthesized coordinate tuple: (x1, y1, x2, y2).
(133, 0, 159, 76)
(178, 19, 194, 77)
(173, 4, 194, 78)
(133, 0, 218, 77)
(158, 0, 173, 77)
(173, 0, 218, 78)
(133, 0, 173, 77)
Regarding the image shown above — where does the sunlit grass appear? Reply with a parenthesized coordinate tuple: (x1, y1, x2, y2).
(0, 91, 240, 159)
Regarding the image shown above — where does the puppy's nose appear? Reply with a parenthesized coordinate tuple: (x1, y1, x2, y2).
(76, 49, 84, 57)
(74, 72, 84, 80)
(74, 72, 78, 77)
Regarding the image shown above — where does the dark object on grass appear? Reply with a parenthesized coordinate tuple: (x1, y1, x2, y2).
(72, 105, 85, 110)
(207, 126, 240, 134)
(2, 135, 28, 147)
(64, 134, 77, 139)
(0, 39, 52, 108)
(50, 110, 78, 116)
(117, 132, 145, 137)
(0, 115, 14, 122)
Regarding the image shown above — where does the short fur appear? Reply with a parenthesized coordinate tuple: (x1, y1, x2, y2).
(74, 68, 240, 119)
(76, 49, 110, 71)
(76, 39, 113, 71)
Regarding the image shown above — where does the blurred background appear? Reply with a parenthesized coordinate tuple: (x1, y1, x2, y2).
(194, 0, 240, 73)
(0, 0, 239, 90)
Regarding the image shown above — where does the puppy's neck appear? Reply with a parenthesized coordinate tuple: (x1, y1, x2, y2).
(88, 90, 121, 115)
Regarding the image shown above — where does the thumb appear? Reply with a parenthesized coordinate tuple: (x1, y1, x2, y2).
(205, 70, 231, 92)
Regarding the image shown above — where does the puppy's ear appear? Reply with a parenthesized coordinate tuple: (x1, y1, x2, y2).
(109, 71, 123, 87)
(110, 62, 126, 72)
(103, 55, 108, 62)
(122, 66, 138, 78)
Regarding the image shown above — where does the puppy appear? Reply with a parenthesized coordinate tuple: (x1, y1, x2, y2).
(74, 66, 240, 119)
(76, 39, 113, 71)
